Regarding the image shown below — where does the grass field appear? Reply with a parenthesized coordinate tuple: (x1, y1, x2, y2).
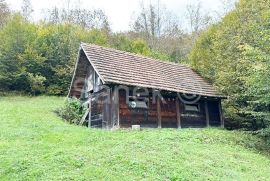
(0, 96, 270, 180)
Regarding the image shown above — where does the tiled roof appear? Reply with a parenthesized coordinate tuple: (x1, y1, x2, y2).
(77, 43, 224, 98)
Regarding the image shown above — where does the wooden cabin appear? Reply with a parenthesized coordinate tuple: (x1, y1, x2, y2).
(68, 43, 226, 129)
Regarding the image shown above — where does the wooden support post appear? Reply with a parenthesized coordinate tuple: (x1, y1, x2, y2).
(157, 97, 162, 128)
(176, 98, 181, 129)
(113, 87, 120, 128)
(116, 90, 120, 128)
(110, 89, 115, 128)
(103, 92, 110, 129)
(109, 88, 113, 128)
(88, 94, 92, 128)
(205, 100, 210, 127)
(219, 100, 224, 128)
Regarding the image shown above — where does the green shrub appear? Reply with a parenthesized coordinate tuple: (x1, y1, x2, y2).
(55, 97, 87, 125)
(47, 85, 66, 95)
(27, 73, 46, 95)
(256, 128, 270, 145)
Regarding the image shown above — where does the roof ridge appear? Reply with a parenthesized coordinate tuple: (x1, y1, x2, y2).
(80, 42, 191, 69)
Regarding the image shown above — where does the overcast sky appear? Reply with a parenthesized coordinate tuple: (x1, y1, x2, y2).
(6, 0, 236, 32)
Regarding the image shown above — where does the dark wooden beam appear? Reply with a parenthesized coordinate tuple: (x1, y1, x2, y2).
(113, 87, 120, 128)
(116, 90, 120, 128)
(103, 90, 111, 129)
(109, 88, 114, 128)
(205, 101, 210, 127)
(157, 97, 162, 128)
(219, 100, 224, 128)
(176, 98, 181, 129)
(88, 94, 92, 128)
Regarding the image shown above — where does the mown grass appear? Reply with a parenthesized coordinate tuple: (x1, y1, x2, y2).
(0, 96, 269, 180)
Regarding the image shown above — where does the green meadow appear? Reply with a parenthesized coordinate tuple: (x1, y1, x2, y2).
(0, 96, 269, 180)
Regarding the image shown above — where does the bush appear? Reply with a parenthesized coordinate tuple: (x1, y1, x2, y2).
(55, 97, 87, 125)
(256, 128, 270, 145)
(27, 73, 46, 95)
(47, 85, 66, 95)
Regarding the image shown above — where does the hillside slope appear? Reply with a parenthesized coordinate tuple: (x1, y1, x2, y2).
(0, 96, 269, 180)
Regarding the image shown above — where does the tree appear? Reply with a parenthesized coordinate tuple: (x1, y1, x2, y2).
(109, 33, 151, 56)
(46, 6, 60, 24)
(130, 1, 194, 62)
(0, 11, 174, 95)
(218, 0, 236, 18)
(186, 0, 212, 39)
(189, 0, 270, 130)
(131, 1, 181, 46)
(21, 0, 33, 20)
(0, 0, 10, 27)
(0, 14, 37, 91)
(44, 7, 110, 31)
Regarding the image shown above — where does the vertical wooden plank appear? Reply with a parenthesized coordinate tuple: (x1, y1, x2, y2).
(112, 86, 120, 128)
(110, 88, 115, 128)
(176, 98, 181, 129)
(102, 90, 110, 129)
(107, 88, 112, 129)
(205, 100, 210, 127)
(93, 72, 96, 92)
(116, 89, 120, 128)
(88, 94, 92, 128)
(157, 97, 162, 128)
(219, 100, 224, 128)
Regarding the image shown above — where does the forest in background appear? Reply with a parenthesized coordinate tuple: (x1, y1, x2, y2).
(0, 0, 269, 134)
(0, 0, 226, 95)
(190, 0, 270, 132)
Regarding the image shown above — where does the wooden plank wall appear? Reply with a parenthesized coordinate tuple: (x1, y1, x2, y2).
(111, 87, 119, 128)
(90, 88, 111, 128)
(119, 90, 149, 127)
(70, 51, 90, 98)
(180, 100, 207, 128)
(94, 87, 222, 129)
(148, 97, 158, 127)
(118, 91, 178, 128)
(160, 98, 177, 128)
